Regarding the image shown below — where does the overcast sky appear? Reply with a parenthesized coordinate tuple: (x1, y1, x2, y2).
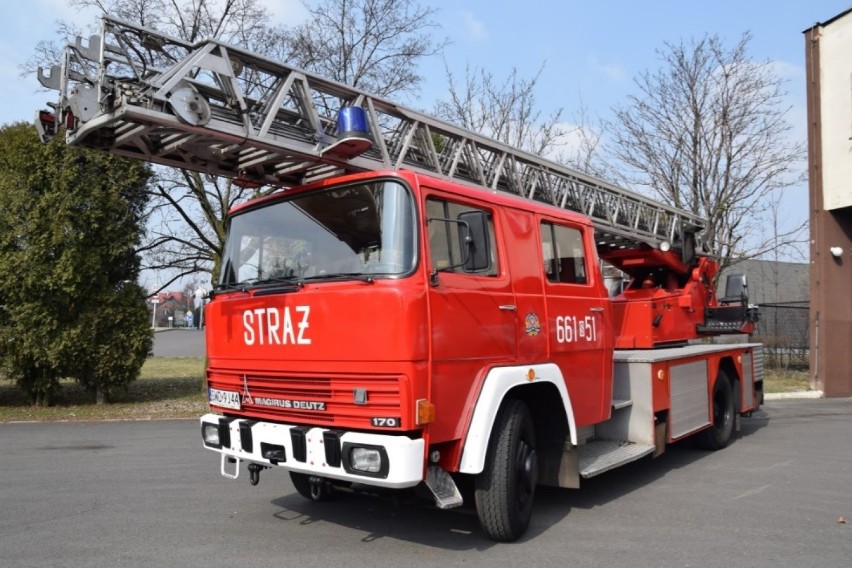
(2, 0, 849, 288)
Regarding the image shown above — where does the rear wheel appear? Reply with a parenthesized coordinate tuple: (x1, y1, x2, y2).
(290, 472, 335, 501)
(695, 371, 735, 450)
(475, 399, 538, 541)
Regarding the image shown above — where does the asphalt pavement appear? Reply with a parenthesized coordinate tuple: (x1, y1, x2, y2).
(152, 328, 205, 357)
(0, 398, 850, 568)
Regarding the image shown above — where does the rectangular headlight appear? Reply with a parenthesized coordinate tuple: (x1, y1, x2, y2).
(342, 443, 389, 478)
(350, 447, 382, 473)
(202, 423, 221, 447)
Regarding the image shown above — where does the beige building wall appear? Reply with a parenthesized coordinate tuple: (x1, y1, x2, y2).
(817, 14, 852, 210)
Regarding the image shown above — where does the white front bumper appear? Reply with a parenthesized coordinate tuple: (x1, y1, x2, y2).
(200, 414, 425, 489)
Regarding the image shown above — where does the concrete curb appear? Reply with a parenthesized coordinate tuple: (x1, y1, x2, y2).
(764, 390, 824, 400)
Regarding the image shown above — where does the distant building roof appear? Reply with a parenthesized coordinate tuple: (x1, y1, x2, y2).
(803, 7, 852, 33)
(151, 291, 188, 303)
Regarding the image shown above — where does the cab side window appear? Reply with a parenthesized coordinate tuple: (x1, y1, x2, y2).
(427, 198, 498, 276)
(541, 222, 588, 284)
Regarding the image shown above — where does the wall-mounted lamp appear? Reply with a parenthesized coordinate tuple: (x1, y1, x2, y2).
(830, 246, 844, 258)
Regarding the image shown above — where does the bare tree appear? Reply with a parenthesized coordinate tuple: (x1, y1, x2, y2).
(434, 62, 569, 157)
(22, 0, 279, 75)
(140, 170, 251, 288)
(286, 0, 446, 100)
(608, 33, 806, 276)
(561, 98, 614, 181)
(26, 0, 443, 289)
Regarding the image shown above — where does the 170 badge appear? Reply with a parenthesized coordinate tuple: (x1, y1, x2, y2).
(371, 417, 401, 428)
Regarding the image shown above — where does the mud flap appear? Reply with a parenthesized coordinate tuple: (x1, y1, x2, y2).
(538, 441, 580, 489)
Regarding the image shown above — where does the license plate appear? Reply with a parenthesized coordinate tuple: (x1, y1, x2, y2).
(209, 388, 241, 410)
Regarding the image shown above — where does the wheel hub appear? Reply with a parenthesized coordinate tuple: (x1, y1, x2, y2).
(519, 444, 538, 494)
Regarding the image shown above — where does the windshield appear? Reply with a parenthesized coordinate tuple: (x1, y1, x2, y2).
(219, 179, 416, 288)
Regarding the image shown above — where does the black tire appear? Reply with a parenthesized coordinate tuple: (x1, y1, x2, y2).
(289, 472, 335, 501)
(474, 399, 538, 541)
(695, 371, 735, 450)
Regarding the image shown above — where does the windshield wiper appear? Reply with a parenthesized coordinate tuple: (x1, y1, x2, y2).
(252, 276, 303, 287)
(302, 272, 375, 284)
(215, 277, 304, 295)
(214, 282, 250, 294)
(245, 277, 305, 296)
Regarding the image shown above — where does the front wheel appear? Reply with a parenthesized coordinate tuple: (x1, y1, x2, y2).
(695, 371, 735, 450)
(289, 472, 335, 501)
(474, 399, 538, 541)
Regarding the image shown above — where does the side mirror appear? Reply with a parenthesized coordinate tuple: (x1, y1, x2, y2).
(458, 211, 491, 272)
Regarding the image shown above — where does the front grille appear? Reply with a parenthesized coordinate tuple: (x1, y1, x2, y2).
(207, 368, 407, 429)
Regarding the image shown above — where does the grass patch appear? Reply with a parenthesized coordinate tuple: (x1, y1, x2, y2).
(763, 368, 812, 394)
(0, 357, 207, 422)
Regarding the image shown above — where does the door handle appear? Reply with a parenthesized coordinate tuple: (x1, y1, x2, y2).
(590, 307, 605, 313)
(499, 305, 517, 311)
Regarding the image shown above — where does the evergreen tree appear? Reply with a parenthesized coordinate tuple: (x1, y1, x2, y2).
(0, 123, 153, 404)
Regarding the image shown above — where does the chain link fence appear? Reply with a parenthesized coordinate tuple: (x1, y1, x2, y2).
(752, 302, 809, 370)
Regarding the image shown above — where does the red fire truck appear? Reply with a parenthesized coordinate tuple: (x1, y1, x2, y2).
(37, 17, 762, 541)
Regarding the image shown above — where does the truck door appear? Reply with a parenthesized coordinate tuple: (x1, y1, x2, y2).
(539, 220, 613, 427)
(424, 193, 517, 442)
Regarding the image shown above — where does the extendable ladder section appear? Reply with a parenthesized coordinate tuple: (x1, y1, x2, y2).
(38, 16, 705, 253)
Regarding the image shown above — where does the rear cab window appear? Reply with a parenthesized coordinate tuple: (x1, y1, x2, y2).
(540, 222, 589, 285)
